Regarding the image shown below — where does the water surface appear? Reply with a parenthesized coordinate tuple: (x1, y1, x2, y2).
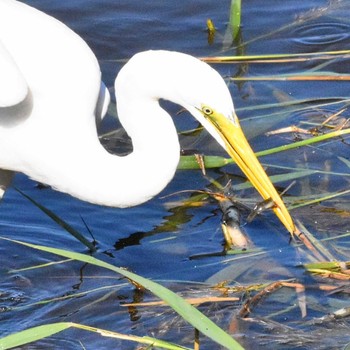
(1, 0, 350, 349)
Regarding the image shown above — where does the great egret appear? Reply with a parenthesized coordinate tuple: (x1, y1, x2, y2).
(0, 0, 295, 234)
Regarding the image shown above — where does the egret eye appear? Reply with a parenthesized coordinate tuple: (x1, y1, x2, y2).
(202, 106, 213, 116)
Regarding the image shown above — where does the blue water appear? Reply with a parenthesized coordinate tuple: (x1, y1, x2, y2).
(1, 0, 350, 349)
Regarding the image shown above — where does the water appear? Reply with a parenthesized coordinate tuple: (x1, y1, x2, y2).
(1, 0, 350, 349)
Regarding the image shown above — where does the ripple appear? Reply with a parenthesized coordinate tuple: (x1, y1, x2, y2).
(292, 21, 350, 46)
(291, 104, 345, 127)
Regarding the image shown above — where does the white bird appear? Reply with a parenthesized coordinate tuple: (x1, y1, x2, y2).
(0, 0, 295, 234)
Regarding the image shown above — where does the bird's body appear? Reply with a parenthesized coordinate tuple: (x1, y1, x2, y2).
(0, 0, 112, 204)
(0, 0, 296, 234)
(0, 0, 181, 206)
(0, 0, 234, 207)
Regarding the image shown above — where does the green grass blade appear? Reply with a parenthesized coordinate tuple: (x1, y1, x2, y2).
(0, 322, 71, 349)
(230, 72, 350, 81)
(179, 154, 231, 169)
(202, 50, 350, 62)
(178, 128, 350, 170)
(304, 261, 345, 271)
(229, 0, 241, 40)
(72, 323, 191, 349)
(0, 237, 244, 350)
(223, 0, 241, 47)
(289, 189, 350, 209)
(0, 322, 191, 350)
(338, 156, 350, 169)
(255, 127, 350, 157)
(15, 189, 96, 252)
(232, 169, 315, 191)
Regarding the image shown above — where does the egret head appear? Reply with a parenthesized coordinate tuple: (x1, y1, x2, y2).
(117, 50, 235, 146)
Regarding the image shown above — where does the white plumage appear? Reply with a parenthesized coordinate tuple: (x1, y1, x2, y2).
(0, 0, 295, 234)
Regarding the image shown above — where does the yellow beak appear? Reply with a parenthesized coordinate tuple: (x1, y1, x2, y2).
(204, 109, 296, 235)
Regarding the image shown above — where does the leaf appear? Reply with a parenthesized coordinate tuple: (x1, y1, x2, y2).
(0, 237, 244, 350)
(232, 169, 316, 191)
(202, 50, 350, 63)
(15, 189, 96, 252)
(338, 156, 350, 169)
(229, 0, 241, 40)
(0, 322, 70, 349)
(178, 127, 350, 170)
(0, 322, 191, 350)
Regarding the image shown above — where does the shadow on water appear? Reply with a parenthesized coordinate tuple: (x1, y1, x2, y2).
(1, 0, 350, 349)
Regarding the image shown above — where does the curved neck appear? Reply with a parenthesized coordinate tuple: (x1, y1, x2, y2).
(21, 100, 180, 207)
(9, 50, 220, 207)
(95, 100, 181, 207)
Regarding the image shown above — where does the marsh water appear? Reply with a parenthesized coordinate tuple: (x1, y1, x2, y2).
(1, 0, 350, 349)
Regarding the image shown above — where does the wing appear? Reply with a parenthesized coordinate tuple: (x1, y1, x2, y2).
(0, 0, 102, 125)
(0, 40, 28, 107)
